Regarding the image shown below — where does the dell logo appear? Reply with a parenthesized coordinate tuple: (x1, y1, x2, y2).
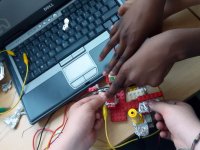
(43, 3, 54, 11)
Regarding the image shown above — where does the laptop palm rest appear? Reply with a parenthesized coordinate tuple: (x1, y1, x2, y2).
(23, 34, 114, 124)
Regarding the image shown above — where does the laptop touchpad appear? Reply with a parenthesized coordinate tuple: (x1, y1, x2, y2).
(62, 53, 97, 89)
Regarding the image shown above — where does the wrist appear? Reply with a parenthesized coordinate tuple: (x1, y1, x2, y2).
(166, 28, 200, 62)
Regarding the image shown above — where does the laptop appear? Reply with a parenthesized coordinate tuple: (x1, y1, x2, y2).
(0, 0, 122, 124)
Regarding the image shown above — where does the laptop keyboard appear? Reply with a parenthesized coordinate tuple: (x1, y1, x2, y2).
(12, 0, 119, 83)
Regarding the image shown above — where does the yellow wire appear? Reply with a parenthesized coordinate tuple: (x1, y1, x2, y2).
(0, 50, 8, 54)
(0, 60, 29, 115)
(102, 104, 160, 150)
(103, 105, 115, 150)
(95, 130, 160, 150)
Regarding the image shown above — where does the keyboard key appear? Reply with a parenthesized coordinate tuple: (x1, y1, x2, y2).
(40, 64, 48, 72)
(103, 20, 113, 29)
(62, 34, 69, 40)
(49, 50, 56, 57)
(47, 58, 56, 67)
(69, 37, 76, 44)
(81, 20, 88, 27)
(62, 41, 69, 48)
(36, 51, 43, 58)
(81, 28, 89, 35)
(95, 19, 102, 26)
(55, 36, 89, 61)
(42, 47, 50, 54)
(94, 11, 101, 18)
(88, 31, 95, 39)
(102, 6, 118, 21)
(49, 42, 56, 49)
(111, 15, 119, 23)
(106, 1, 117, 9)
(55, 46, 63, 53)
(95, 25, 104, 34)
(55, 38, 62, 45)
(36, 59, 43, 67)
(33, 68, 42, 76)
(88, 23, 95, 30)
(42, 54, 50, 62)
(75, 32, 82, 40)
(88, 16, 95, 23)
(75, 25, 82, 32)
(101, 6, 108, 13)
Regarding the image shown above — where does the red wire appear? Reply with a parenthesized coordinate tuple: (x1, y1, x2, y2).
(47, 106, 68, 148)
(32, 128, 53, 150)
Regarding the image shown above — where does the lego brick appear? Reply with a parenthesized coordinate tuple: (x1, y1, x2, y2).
(137, 92, 163, 102)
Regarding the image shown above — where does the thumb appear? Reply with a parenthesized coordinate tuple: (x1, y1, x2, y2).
(86, 93, 107, 110)
(149, 101, 170, 114)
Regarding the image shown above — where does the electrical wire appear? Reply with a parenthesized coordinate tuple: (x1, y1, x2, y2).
(33, 128, 54, 150)
(95, 130, 160, 150)
(37, 113, 55, 150)
(0, 53, 29, 115)
(46, 106, 68, 149)
(103, 105, 115, 150)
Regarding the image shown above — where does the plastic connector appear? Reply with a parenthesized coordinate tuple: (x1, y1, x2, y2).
(128, 109, 144, 125)
(23, 53, 28, 65)
(6, 50, 15, 56)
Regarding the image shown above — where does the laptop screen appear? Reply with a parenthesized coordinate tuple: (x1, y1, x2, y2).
(0, 0, 50, 37)
(0, 0, 68, 48)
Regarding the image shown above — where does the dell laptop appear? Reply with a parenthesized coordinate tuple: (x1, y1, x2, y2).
(0, 0, 122, 124)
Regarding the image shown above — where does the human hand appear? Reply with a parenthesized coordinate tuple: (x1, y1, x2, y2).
(105, 28, 200, 98)
(149, 101, 200, 149)
(50, 94, 107, 150)
(99, 0, 165, 76)
(105, 30, 178, 98)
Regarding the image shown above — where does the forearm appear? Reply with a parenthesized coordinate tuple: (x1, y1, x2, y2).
(168, 28, 200, 61)
(164, 0, 200, 18)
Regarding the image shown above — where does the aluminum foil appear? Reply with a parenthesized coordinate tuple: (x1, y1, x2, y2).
(133, 122, 149, 137)
(4, 104, 25, 129)
(138, 102, 150, 114)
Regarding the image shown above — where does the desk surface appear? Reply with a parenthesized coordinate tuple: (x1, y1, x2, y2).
(0, 6, 200, 150)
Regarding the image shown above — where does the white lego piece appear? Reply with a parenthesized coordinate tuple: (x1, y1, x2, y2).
(0, 62, 5, 81)
(62, 18, 69, 31)
(126, 88, 146, 101)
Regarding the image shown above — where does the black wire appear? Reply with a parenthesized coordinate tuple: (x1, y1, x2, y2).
(37, 113, 55, 150)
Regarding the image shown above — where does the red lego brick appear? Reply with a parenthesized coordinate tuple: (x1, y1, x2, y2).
(109, 90, 140, 122)
(110, 109, 127, 122)
(137, 92, 163, 102)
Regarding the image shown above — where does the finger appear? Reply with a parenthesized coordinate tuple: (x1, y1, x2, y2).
(148, 101, 170, 114)
(154, 113, 163, 121)
(94, 118, 103, 130)
(77, 95, 102, 105)
(84, 95, 107, 110)
(104, 41, 126, 75)
(96, 112, 101, 120)
(103, 52, 120, 76)
(111, 46, 132, 75)
(118, 5, 128, 16)
(156, 121, 168, 131)
(99, 32, 120, 61)
(160, 131, 171, 140)
(109, 22, 120, 37)
(105, 73, 126, 98)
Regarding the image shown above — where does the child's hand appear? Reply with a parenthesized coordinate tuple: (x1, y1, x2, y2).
(50, 94, 107, 150)
(99, 0, 165, 76)
(149, 101, 200, 149)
